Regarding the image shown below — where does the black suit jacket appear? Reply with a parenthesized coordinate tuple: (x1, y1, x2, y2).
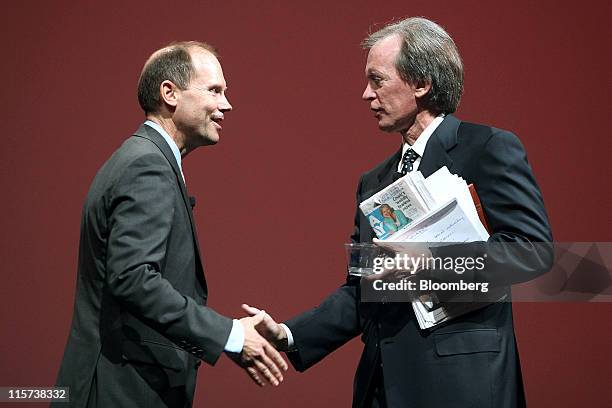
(285, 115, 553, 408)
(54, 124, 233, 407)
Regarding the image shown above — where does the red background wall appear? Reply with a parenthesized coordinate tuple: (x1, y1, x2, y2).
(2, 0, 611, 406)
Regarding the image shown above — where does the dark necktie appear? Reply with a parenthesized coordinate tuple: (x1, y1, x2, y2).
(400, 148, 419, 175)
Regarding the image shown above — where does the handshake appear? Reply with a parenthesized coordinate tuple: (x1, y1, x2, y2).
(228, 304, 290, 387)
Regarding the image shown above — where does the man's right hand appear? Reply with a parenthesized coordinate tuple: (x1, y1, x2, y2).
(230, 311, 288, 387)
(241, 304, 289, 351)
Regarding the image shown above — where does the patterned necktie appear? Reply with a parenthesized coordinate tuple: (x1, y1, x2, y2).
(400, 148, 419, 175)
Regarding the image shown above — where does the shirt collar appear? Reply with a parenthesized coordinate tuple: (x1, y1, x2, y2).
(144, 120, 183, 177)
(401, 114, 446, 158)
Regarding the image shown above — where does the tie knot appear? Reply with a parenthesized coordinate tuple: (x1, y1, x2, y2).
(403, 148, 418, 163)
(400, 148, 419, 175)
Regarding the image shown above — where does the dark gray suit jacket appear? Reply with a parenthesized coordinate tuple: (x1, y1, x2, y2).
(285, 115, 553, 408)
(54, 124, 232, 407)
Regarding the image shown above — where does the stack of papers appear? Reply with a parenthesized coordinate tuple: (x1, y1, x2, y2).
(359, 167, 506, 329)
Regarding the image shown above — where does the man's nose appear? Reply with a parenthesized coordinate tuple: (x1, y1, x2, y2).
(219, 94, 232, 112)
(362, 84, 375, 101)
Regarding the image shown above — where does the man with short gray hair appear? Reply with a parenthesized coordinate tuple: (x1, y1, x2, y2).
(245, 17, 552, 407)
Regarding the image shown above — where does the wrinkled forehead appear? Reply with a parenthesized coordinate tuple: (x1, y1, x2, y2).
(365, 34, 402, 73)
(189, 49, 226, 85)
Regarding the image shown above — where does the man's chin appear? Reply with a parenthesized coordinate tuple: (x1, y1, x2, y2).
(201, 130, 220, 146)
(378, 122, 398, 133)
(202, 138, 219, 146)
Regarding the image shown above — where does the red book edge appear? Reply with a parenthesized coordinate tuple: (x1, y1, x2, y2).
(468, 184, 491, 234)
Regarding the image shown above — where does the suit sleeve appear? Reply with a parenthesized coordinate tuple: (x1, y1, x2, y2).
(283, 175, 366, 371)
(105, 153, 232, 366)
(429, 130, 554, 286)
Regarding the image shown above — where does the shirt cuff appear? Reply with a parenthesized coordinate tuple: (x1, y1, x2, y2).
(279, 323, 296, 350)
(224, 319, 245, 353)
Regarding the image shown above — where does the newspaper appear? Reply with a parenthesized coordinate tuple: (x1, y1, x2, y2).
(359, 175, 430, 240)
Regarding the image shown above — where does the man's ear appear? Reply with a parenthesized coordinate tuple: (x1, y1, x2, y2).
(414, 81, 432, 98)
(160, 80, 180, 108)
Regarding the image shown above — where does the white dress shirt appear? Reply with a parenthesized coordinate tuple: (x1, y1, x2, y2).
(397, 114, 445, 173)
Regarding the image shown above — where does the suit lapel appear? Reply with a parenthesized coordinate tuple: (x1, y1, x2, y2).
(372, 114, 462, 188)
(132, 124, 207, 285)
(133, 124, 194, 215)
(418, 114, 460, 177)
(377, 147, 402, 184)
